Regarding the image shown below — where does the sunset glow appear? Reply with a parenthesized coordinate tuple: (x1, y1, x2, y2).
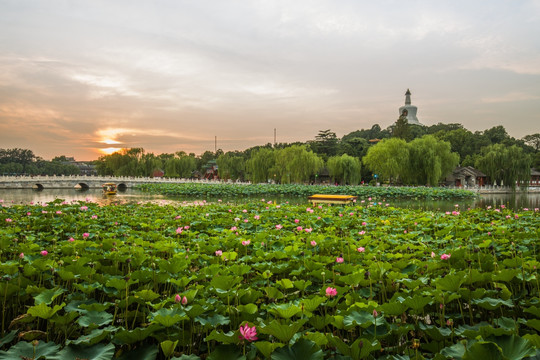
(100, 147, 123, 155)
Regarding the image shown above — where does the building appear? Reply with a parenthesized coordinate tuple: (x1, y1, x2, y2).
(445, 166, 487, 187)
(398, 89, 421, 125)
(529, 168, 540, 187)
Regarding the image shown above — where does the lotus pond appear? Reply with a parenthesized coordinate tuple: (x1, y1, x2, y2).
(0, 198, 539, 359)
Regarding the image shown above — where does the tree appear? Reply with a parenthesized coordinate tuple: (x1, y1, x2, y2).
(475, 144, 532, 188)
(392, 111, 410, 140)
(217, 152, 246, 181)
(164, 153, 197, 178)
(246, 148, 276, 183)
(327, 154, 362, 185)
(363, 138, 409, 184)
(483, 125, 509, 144)
(310, 129, 339, 160)
(523, 134, 540, 152)
(407, 135, 459, 186)
(0, 148, 36, 173)
(274, 145, 324, 184)
(338, 137, 369, 159)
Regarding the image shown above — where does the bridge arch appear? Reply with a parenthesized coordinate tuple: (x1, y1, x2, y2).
(74, 183, 90, 190)
(33, 183, 44, 191)
(117, 183, 127, 191)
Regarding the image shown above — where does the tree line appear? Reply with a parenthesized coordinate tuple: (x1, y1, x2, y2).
(92, 122, 538, 187)
(0, 149, 80, 176)
(3, 122, 538, 187)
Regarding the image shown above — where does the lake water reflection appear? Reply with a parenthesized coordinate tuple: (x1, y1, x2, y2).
(1, 188, 539, 211)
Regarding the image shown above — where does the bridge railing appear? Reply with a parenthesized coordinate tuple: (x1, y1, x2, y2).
(0, 175, 251, 185)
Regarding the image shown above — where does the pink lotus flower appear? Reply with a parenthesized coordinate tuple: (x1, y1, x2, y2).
(310, 240, 317, 246)
(358, 231, 366, 235)
(336, 257, 344, 263)
(254, 215, 260, 220)
(440, 254, 451, 260)
(373, 309, 378, 317)
(294, 219, 300, 223)
(27, 212, 31, 216)
(230, 226, 237, 231)
(296, 226, 303, 231)
(239, 323, 258, 342)
(325, 287, 337, 297)
(40, 250, 48, 256)
(80, 206, 88, 211)
(305, 228, 312, 233)
(56, 211, 62, 215)
(242, 240, 251, 246)
(357, 247, 365, 253)
(174, 294, 181, 303)
(275, 224, 283, 230)
(82, 233, 90, 239)
(19, 252, 24, 259)
(215, 250, 223, 256)
(68, 237, 75, 242)
(431, 251, 436, 258)
(176, 227, 183, 234)
(181, 296, 188, 305)
(5, 218, 12, 222)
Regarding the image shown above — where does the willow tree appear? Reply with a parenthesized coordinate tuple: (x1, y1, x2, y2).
(407, 135, 459, 186)
(476, 144, 532, 188)
(216, 152, 246, 181)
(362, 138, 409, 184)
(274, 145, 324, 184)
(327, 154, 362, 185)
(164, 153, 197, 178)
(246, 148, 276, 183)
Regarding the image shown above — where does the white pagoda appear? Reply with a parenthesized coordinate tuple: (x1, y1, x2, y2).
(398, 89, 421, 125)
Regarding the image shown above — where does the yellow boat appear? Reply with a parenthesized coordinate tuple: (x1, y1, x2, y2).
(102, 183, 117, 195)
(308, 194, 357, 205)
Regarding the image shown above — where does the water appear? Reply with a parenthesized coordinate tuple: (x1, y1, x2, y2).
(1, 188, 539, 211)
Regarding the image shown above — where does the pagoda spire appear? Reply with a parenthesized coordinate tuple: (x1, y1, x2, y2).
(398, 89, 421, 125)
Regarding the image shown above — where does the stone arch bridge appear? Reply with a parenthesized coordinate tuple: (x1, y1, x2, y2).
(0, 175, 222, 190)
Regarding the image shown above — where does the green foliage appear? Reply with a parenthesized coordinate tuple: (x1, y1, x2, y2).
(1, 199, 539, 358)
(246, 147, 276, 183)
(407, 135, 459, 186)
(393, 112, 410, 140)
(216, 152, 246, 181)
(363, 138, 409, 184)
(327, 154, 362, 185)
(164, 153, 197, 178)
(136, 182, 476, 199)
(273, 145, 324, 184)
(309, 129, 339, 160)
(475, 144, 532, 187)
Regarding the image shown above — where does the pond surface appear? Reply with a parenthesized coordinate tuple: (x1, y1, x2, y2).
(1, 188, 539, 211)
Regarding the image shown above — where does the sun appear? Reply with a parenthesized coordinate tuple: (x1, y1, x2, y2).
(100, 147, 122, 155)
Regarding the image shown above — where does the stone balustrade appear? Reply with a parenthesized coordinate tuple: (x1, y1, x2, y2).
(0, 175, 250, 189)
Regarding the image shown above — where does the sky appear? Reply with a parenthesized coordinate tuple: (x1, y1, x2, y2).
(1, 0, 539, 161)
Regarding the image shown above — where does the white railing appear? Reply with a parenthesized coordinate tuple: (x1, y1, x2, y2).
(0, 175, 251, 185)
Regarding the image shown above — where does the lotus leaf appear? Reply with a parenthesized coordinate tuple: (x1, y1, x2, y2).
(271, 339, 324, 360)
